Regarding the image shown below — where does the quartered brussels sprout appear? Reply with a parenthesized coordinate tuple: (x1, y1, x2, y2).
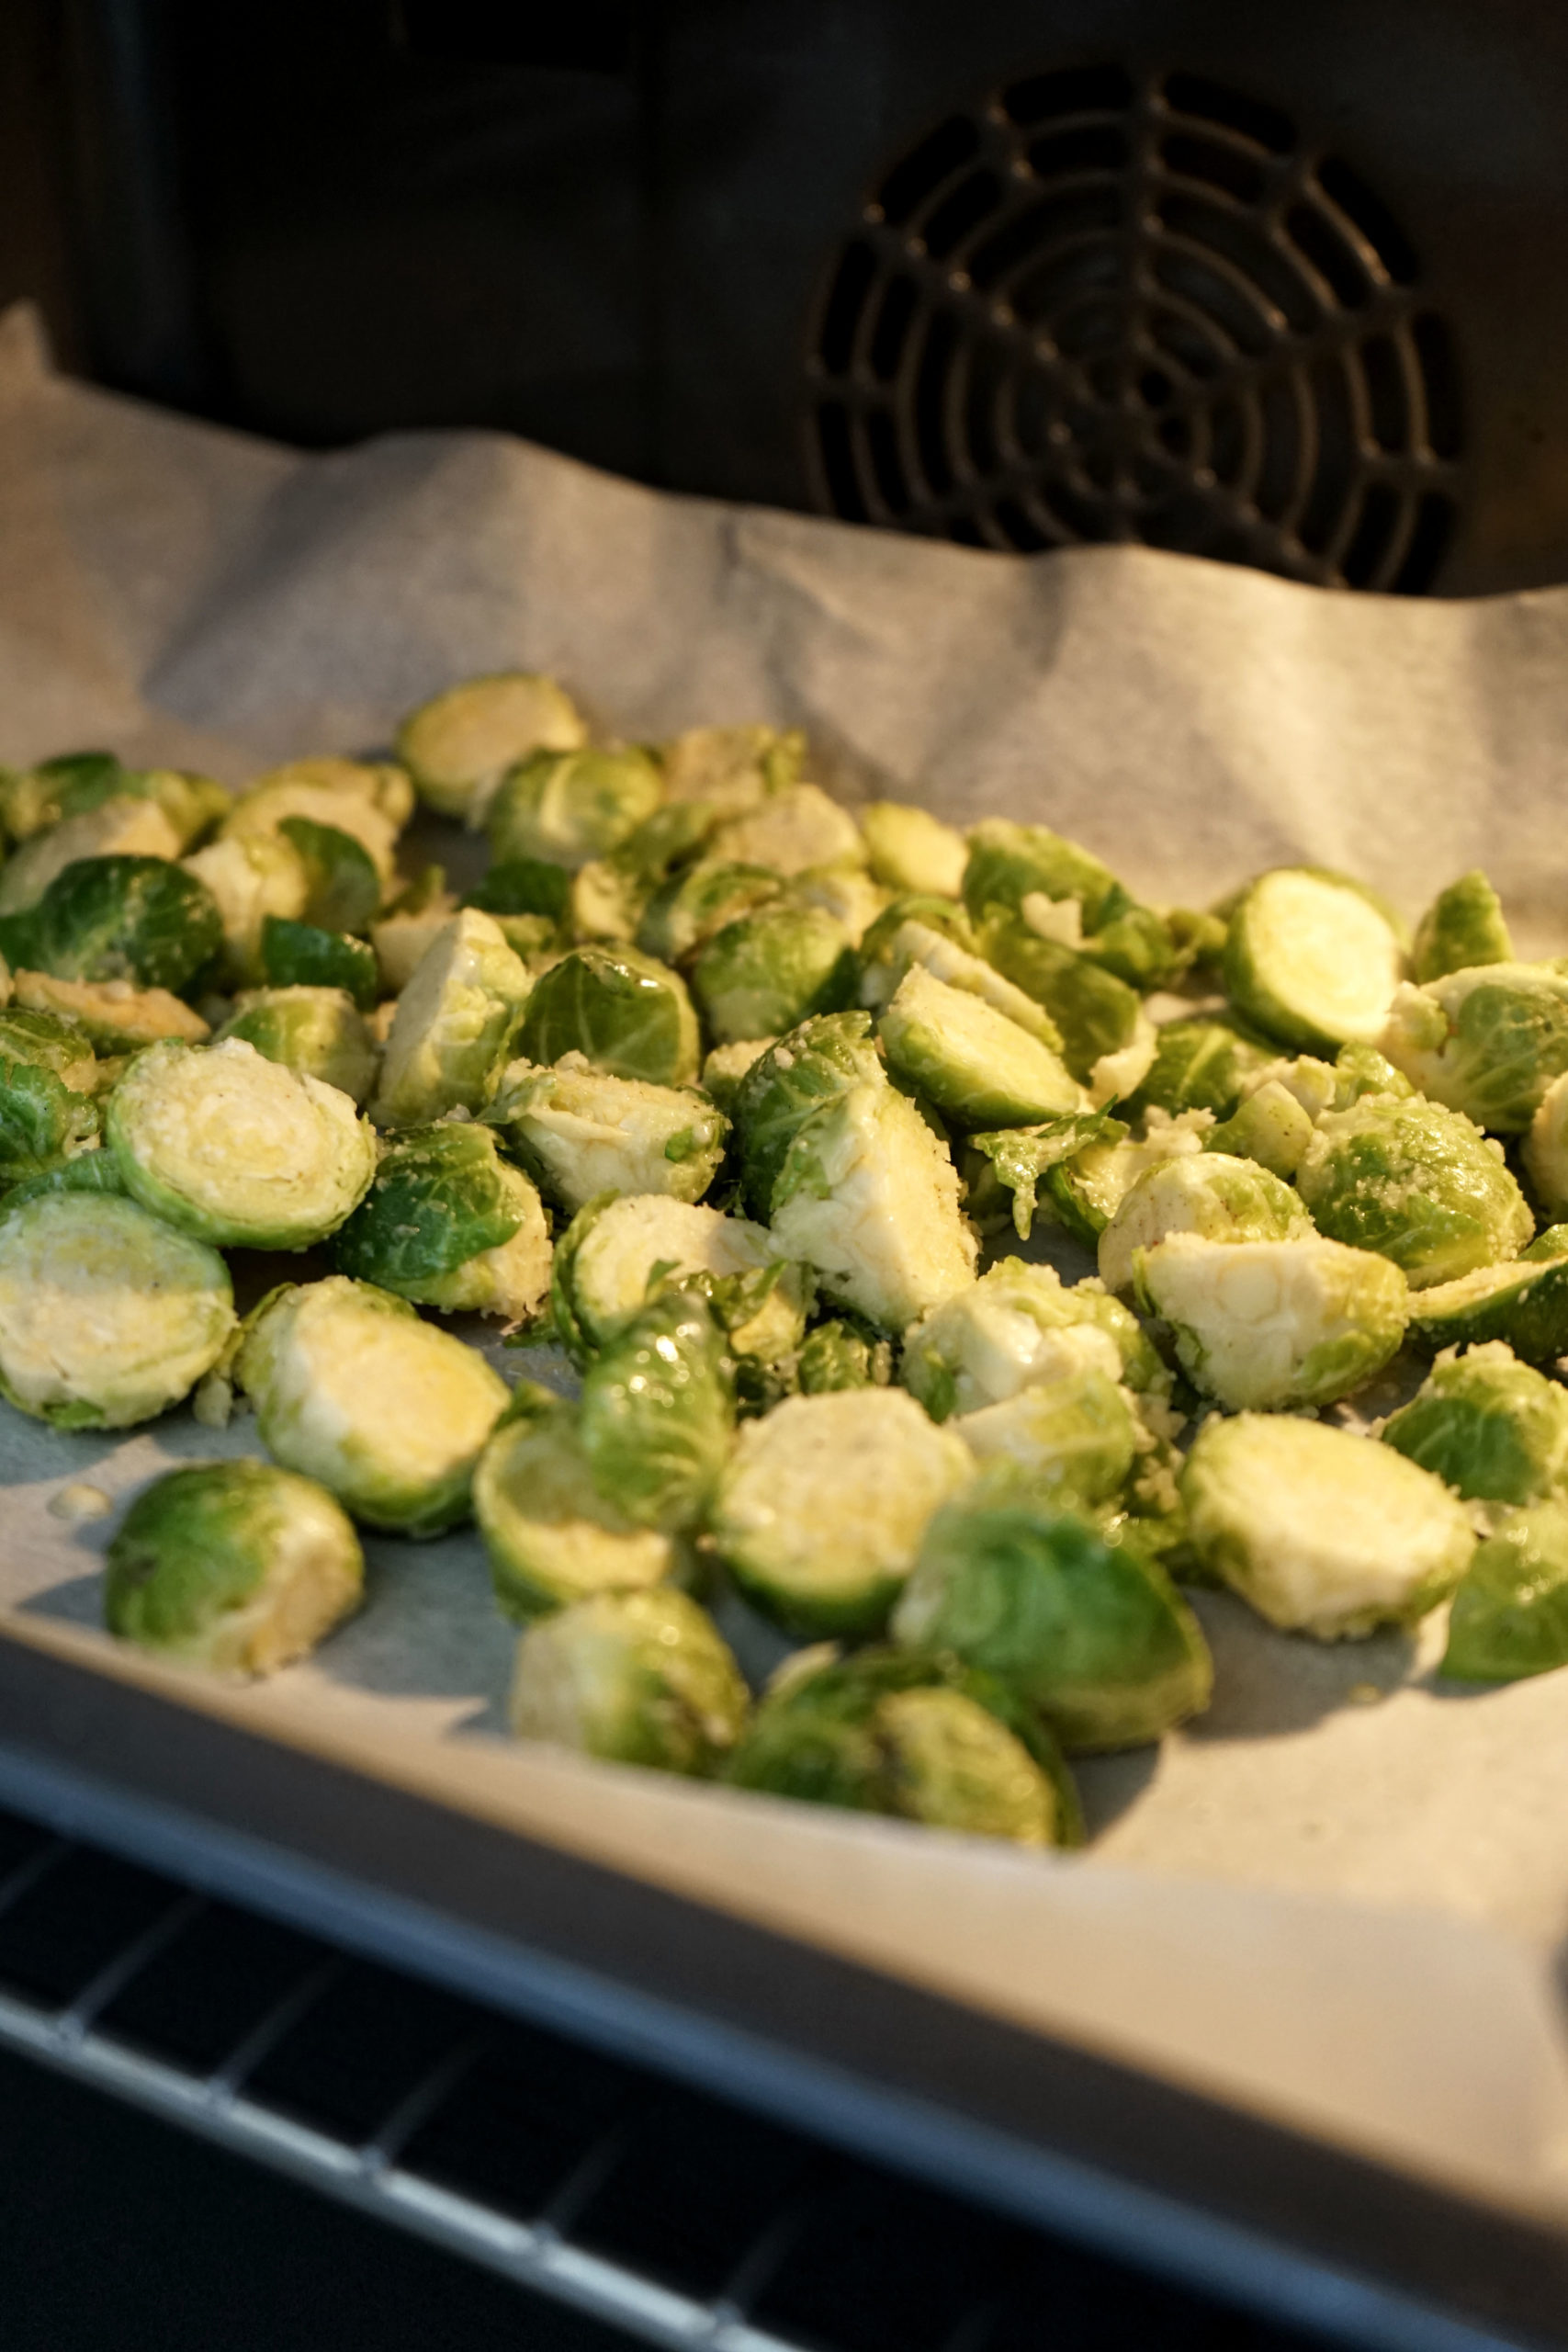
(975, 911, 1152, 1092)
(220, 773, 399, 888)
(259, 916, 378, 1009)
(860, 801, 968, 899)
(551, 1193, 807, 1366)
(1203, 1079, 1316, 1178)
(236, 1276, 509, 1536)
(578, 1290, 734, 1535)
(1408, 1227, 1568, 1363)
(12, 970, 209, 1050)
(107, 1037, 375, 1250)
(517, 944, 698, 1088)
(0, 1006, 100, 1183)
(962, 1111, 1114, 1240)
(0, 855, 223, 994)
(333, 1123, 551, 1323)
(691, 901, 856, 1044)
(510, 1587, 749, 1775)
(490, 1057, 727, 1211)
(877, 963, 1083, 1129)
(1379, 963, 1568, 1133)
(729, 1012, 883, 1218)
(1381, 1341, 1568, 1506)
(1134, 1234, 1407, 1411)
(276, 813, 382, 934)
(1412, 869, 1513, 984)
(1441, 1503, 1568, 1683)
(659, 722, 805, 813)
(1223, 867, 1405, 1050)
(635, 857, 781, 967)
(707, 783, 864, 877)
(901, 1258, 1166, 1421)
(0, 1186, 233, 1429)
(214, 986, 378, 1107)
(1098, 1152, 1312, 1295)
(1041, 1108, 1211, 1247)
(1294, 1093, 1532, 1290)
(371, 909, 531, 1129)
(0, 796, 182, 915)
(700, 1035, 774, 1113)
(893, 1482, 1213, 1750)
(796, 1317, 888, 1393)
(396, 672, 587, 820)
(1182, 1412, 1474, 1638)
(711, 1387, 974, 1635)
(487, 746, 663, 871)
(953, 1366, 1140, 1510)
(105, 1460, 364, 1675)
(475, 1385, 688, 1621)
(1523, 1068, 1568, 1219)
(1126, 1014, 1276, 1120)
(182, 832, 310, 987)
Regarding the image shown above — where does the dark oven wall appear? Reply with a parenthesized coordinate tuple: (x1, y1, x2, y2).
(15, 0, 1568, 594)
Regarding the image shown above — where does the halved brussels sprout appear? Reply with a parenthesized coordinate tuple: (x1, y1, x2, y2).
(332, 1123, 551, 1323)
(1203, 1079, 1315, 1178)
(893, 1483, 1213, 1750)
(276, 814, 382, 934)
(708, 783, 865, 876)
(552, 1192, 807, 1366)
(0, 796, 182, 916)
(711, 1388, 974, 1635)
(635, 857, 781, 967)
(962, 1111, 1114, 1241)
(488, 746, 663, 871)
(953, 1366, 1140, 1510)
(1412, 870, 1513, 984)
(962, 816, 1122, 930)
(236, 1276, 509, 1535)
(1041, 1109, 1211, 1247)
(370, 892, 461, 996)
(0, 752, 225, 848)
(1524, 1068, 1568, 1219)
(1379, 963, 1568, 1133)
(1382, 1340, 1568, 1506)
(517, 944, 699, 1088)
(878, 963, 1083, 1129)
(12, 970, 209, 1050)
(214, 986, 377, 1106)
(700, 1035, 774, 1113)
(692, 902, 856, 1045)
(1441, 1503, 1568, 1683)
(182, 833, 310, 987)
(860, 801, 968, 899)
(396, 672, 587, 820)
(107, 1037, 376, 1250)
(974, 912, 1149, 1088)
(1134, 1234, 1407, 1411)
(490, 1057, 727, 1211)
(259, 917, 378, 1009)
(1223, 868, 1405, 1050)
(475, 1385, 686, 1620)
(1182, 1412, 1474, 1638)
(729, 1011, 884, 1219)
(857, 899, 974, 1005)
(797, 1317, 889, 1393)
(510, 1587, 748, 1775)
(371, 910, 532, 1129)
(1407, 1228, 1568, 1363)
(901, 1258, 1166, 1421)
(0, 1007, 100, 1183)
(105, 1460, 363, 1675)
(0, 1188, 233, 1428)
(790, 862, 888, 945)
(578, 1291, 734, 1533)
(1098, 1151, 1312, 1295)
(220, 774, 399, 887)
(1296, 1094, 1532, 1289)
(659, 722, 804, 813)
(1125, 1014, 1276, 1119)
(0, 855, 223, 993)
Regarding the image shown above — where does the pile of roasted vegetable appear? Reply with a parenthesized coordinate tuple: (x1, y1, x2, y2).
(3, 677, 1566, 1851)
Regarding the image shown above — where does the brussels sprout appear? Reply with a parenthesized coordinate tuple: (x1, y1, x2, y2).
(396, 672, 587, 821)
(1042, 1109, 1210, 1247)
(0, 797, 182, 916)
(488, 746, 663, 873)
(490, 1058, 727, 1211)
(1412, 870, 1513, 984)
(551, 1192, 807, 1366)
(371, 910, 532, 1129)
(0, 1188, 233, 1428)
(0, 752, 152, 842)
(711, 1388, 973, 1635)
(2, 1147, 128, 1212)
(220, 775, 399, 887)
(857, 897, 975, 1002)
(1125, 1014, 1276, 1120)
(962, 817, 1122, 931)
(1382, 1341, 1568, 1506)
(1246, 1053, 1341, 1121)
(635, 858, 781, 967)
(861, 801, 968, 899)
(0, 855, 223, 993)
(107, 1037, 376, 1250)
(475, 1385, 687, 1620)
(568, 805, 730, 949)
(1523, 1068, 1568, 1219)
(510, 1587, 748, 1774)
(893, 1485, 1213, 1750)
(578, 1290, 734, 1534)
(214, 986, 377, 1106)
(962, 1112, 1115, 1241)
(901, 1258, 1166, 1421)
(276, 814, 381, 934)
(517, 944, 698, 1088)
(0, 1007, 99, 1183)
(1331, 1041, 1414, 1106)
(729, 1011, 885, 1218)
(332, 1123, 551, 1322)
(1441, 1503, 1568, 1682)
(1296, 1093, 1532, 1290)
(259, 916, 378, 1009)
(105, 1460, 363, 1675)
(700, 1035, 774, 1113)
(973, 912, 1150, 1090)
(12, 970, 209, 1050)
(953, 1367, 1140, 1510)
(878, 963, 1083, 1129)
(1182, 1412, 1474, 1638)
(660, 722, 805, 813)
(865, 921, 1069, 1075)
(707, 784, 865, 877)
(767, 1068, 978, 1331)
(1096, 1152, 1310, 1295)
(1166, 906, 1229, 972)
(1408, 1228, 1568, 1363)
(797, 1317, 889, 1393)
(1203, 1080, 1316, 1178)
(1134, 1234, 1407, 1411)
(236, 1276, 509, 1535)
(1223, 868, 1405, 1050)
(692, 902, 857, 1045)
(790, 863, 889, 945)
(182, 833, 310, 987)
(462, 854, 572, 927)
(1379, 963, 1568, 1133)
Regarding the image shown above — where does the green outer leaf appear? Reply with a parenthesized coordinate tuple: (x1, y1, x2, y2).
(730, 1010, 883, 1219)
(578, 1290, 735, 1532)
(547, 1191, 618, 1369)
(462, 856, 572, 922)
(976, 914, 1143, 1080)
(278, 816, 382, 933)
(26, 855, 223, 992)
(1407, 1251, 1568, 1363)
(1413, 870, 1513, 984)
(517, 945, 699, 1086)
(1442, 1502, 1568, 1682)
(260, 917, 378, 1009)
(331, 1124, 524, 1289)
(0, 1055, 99, 1184)
(1125, 1014, 1275, 1120)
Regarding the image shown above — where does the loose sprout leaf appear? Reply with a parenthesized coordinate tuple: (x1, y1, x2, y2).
(964, 1112, 1115, 1238)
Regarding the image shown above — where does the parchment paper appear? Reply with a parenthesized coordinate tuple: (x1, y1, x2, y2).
(5, 299, 1568, 2220)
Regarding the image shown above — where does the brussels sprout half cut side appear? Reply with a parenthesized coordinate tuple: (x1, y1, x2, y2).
(953, 1368, 1141, 1511)
(902, 1259, 1166, 1422)
(509, 1588, 749, 1776)
(877, 963, 1083, 1129)
(1134, 1235, 1408, 1411)
(397, 672, 587, 821)
(552, 1192, 807, 1367)
(490, 1060, 727, 1213)
(1098, 1152, 1312, 1295)
(372, 910, 532, 1129)
(475, 1386, 689, 1621)
(1223, 868, 1405, 1052)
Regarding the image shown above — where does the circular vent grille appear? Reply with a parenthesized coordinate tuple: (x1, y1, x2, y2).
(806, 64, 1464, 591)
